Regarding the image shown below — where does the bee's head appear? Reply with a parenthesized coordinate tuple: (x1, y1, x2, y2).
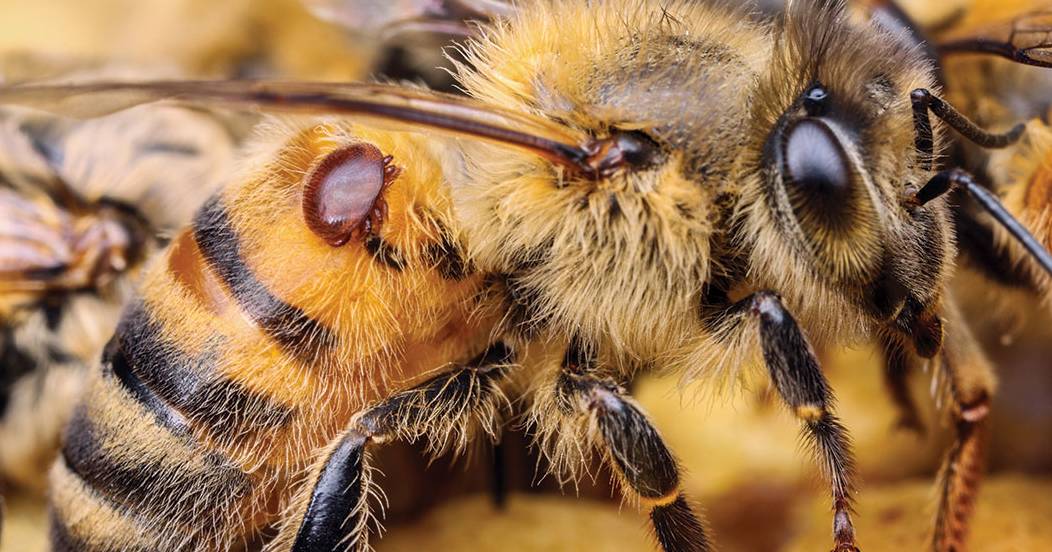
(742, 0, 954, 336)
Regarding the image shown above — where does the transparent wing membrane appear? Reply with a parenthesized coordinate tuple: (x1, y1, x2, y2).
(0, 80, 596, 172)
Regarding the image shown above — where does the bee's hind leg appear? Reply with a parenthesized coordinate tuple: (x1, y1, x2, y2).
(544, 337, 712, 552)
(747, 291, 860, 552)
(931, 297, 996, 552)
(281, 342, 516, 552)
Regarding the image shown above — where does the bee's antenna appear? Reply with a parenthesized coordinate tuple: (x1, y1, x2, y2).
(959, 172, 1052, 278)
(0, 80, 603, 177)
(910, 88, 1025, 171)
(907, 89, 1052, 277)
(914, 169, 1052, 278)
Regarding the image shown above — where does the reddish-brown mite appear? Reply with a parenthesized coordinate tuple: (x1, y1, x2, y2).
(302, 143, 400, 247)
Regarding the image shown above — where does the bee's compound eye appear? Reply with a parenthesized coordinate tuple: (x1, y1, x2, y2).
(302, 143, 392, 247)
(782, 119, 852, 215)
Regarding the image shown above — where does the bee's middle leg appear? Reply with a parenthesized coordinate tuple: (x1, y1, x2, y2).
(282, 341, 516, 552)
(544, 337, 712, 552)
(748, 291, 860, 552)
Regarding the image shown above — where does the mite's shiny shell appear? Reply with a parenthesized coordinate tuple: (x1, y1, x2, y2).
(301, 143, 399, 247)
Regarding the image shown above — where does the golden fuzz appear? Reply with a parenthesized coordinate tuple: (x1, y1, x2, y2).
(992, 119, 1052, 303)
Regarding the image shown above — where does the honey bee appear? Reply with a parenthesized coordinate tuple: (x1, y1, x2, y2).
(929, 0, 1052, 304)
(4, 0, 1052, 551)
(304, 0, 513, 38)
(303, 0, 515, 91)
(0, 103, 238, 493)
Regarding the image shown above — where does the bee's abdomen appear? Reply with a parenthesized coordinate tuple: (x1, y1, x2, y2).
(192, 196, 339, 364)
(58, 403, 250, 532)
(47, 196, 322, 550)
(111, 301, 294, 437)
(47, 305, 263, 550)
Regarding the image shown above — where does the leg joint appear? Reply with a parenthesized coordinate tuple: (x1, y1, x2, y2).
(958, 392, 991, 424)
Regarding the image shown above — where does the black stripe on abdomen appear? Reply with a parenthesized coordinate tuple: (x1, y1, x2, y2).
(49, 513, 154, 552)
(109, 301, 293, 436)
(60, 405, 250, 527)
(191, 197, 338, 364)
(104, 334, 190, 434)
(49, 509, 151, 552)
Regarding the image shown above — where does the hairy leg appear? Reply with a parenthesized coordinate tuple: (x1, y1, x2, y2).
(275, 342, 514, 552)
(747, 292, 859, 552)
(538, 337, 712, 552)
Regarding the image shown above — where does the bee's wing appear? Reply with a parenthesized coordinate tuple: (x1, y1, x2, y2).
(938, 10, 1052, 68)
(0, 80, 594, 173)
(303, 0, 514, 39)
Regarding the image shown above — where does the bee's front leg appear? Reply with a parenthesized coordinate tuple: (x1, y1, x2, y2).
(748, 291, 860, 552)
(931, 296, 996, 552)
(276, 342, 515, 552)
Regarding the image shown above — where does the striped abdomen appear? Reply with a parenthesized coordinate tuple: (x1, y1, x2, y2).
(50, 195, 313, 551)
(49, 173, 483, 551)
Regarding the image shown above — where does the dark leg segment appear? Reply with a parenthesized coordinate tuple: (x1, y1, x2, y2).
(878, 333, 926, 434)
(291, 342, 514, 552)
(490, 440, 507, 509)
(556, 339, 711, 552)
(750, 292, 859, 552)
(293, 431, 369, 552)
(650, 495, 710, 552)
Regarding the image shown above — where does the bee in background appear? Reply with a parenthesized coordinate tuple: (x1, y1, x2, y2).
(983, 115, 1052, 294)
(928, 1, 1052, 302)
(0, 103, 239, 493)
(304, 0, 513, 40)
(303, 0, 515, 91)
(6, 1, 1052, 551)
